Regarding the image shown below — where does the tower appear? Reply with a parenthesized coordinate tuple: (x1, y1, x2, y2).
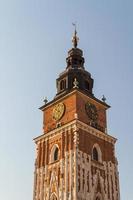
(33, 30, 120, 200)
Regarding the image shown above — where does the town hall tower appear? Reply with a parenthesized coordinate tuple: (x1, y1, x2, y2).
(33, 30, 120, 200)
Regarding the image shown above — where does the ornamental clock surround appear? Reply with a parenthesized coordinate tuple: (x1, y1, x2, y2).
(85, 102, 98, 122)
(52, 102, 65, 121)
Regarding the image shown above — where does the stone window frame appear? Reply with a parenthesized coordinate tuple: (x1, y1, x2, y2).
(92, 143, 102, 162)
(50, 144, 60, 163)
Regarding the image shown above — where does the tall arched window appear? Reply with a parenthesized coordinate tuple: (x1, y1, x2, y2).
(92, 144, 102, 162)
(54, 147, 59, 161)
(60, 79, 66, 90)
(93, 147, 99, 161)
(50, 144, 60, 163)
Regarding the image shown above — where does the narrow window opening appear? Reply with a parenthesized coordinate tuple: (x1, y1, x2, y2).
(54, 147, 59, 161)
(93, 147, 99, 161)
(85, 81, 90, 90)
(60, 79, 66, 90)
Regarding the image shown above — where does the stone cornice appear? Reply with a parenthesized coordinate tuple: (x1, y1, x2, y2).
(77, 120, 117, 144)
(34, 120, 77, 143)
(34, 119, 116, 145)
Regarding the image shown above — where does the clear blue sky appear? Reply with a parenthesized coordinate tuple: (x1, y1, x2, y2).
(0, 1, 132, 200)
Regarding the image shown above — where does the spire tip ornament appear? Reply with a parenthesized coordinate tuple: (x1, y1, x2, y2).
(72, 23, 79, 48)
(43, 97, 48, 105)
(102, 95, 106, 102)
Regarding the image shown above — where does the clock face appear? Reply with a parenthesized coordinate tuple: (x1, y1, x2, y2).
(52, 103, 65, 121)
(85, 102, 98, 122)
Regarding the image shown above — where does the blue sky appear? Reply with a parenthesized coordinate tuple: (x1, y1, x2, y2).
(0, 1, 133, 200)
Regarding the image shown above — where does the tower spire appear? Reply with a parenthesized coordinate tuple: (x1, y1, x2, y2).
(72, 23, 79, 48)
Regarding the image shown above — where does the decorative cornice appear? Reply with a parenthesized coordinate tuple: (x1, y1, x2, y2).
(34, 119, 116, 145)
(77, 120, 117, 144)
(34, 120, 76, 143)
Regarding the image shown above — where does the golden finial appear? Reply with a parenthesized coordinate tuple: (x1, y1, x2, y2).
(72, 23, 79, 48)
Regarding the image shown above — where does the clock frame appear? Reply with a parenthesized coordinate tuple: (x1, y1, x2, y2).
(85, 102, 98, 122)
(52, 102, 65, 121)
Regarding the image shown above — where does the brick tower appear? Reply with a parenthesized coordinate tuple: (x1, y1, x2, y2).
(33, 30, 120, 200)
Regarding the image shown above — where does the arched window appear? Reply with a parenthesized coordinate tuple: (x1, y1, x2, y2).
(85, 80, 90, 90)
(54, 147, 59, 161)
(93, 147, 99, 161)
(60, 79, 66, 90)
(50, 144, 60, 163)
(92, 144, 102, 162)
